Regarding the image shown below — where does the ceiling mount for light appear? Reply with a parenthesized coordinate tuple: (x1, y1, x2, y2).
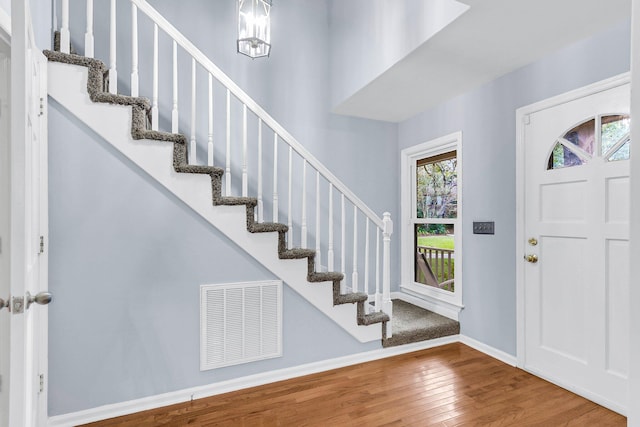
(237, 0, 272, 59)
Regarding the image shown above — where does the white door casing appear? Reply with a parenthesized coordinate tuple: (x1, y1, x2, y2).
(516, 74, 630, 415)
(9, 0, 49, 425)
(0, 32, 11, 427)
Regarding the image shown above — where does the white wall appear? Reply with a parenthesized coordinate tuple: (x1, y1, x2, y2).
(398, 19, 631, 355)
(328, 0, 468, 109)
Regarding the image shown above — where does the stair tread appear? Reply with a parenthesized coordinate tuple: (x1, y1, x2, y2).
(335, 292, 368, 305)
(250, 222, 288, 233)
(91, 92, 151, 110)
(136, 129, 188, 144)
(217, 197, 258, 207)
(359, 311, 390, 325)
(308, 272, 344, 282)
(280, 248, 315, 259)
(175, 164, 224, 175)
(45, 49, 105, 70)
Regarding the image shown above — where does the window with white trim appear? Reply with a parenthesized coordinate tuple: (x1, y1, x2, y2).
(401, 132, 463, 316)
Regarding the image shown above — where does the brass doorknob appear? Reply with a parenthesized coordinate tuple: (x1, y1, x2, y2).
(524, 254, 538, 263)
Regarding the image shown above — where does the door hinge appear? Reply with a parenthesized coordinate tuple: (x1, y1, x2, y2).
(524, 114, 531, 125)
(39, 236, 44, 254)
(39, 374, 44, 393)
(39, 97, 44, 116)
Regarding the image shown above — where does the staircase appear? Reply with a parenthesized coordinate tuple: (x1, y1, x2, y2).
(49, 0, 393, 343)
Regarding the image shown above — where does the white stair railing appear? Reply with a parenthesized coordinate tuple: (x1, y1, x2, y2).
(57, 0, 393, 327)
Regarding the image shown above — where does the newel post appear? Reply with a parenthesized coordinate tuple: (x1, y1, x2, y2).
(382, 212, 393, 336)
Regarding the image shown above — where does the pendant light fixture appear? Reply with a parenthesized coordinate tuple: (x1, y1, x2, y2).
(237, 0, 272, 58)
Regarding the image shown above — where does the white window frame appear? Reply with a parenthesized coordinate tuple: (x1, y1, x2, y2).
(400, 131, 463, 320)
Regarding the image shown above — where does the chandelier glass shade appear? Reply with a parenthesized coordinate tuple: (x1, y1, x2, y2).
(237, 0, 272, 58)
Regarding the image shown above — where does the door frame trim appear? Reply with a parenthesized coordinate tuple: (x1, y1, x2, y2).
(515, 72, 630, 369)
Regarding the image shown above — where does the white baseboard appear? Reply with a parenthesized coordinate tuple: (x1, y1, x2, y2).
(459, 335, 517, 366)
(47, 336, 459, 427)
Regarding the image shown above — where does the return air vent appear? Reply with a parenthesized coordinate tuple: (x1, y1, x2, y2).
(200, 280, 282, 370)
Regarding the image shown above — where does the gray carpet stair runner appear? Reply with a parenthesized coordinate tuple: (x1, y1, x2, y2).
(45, 45, 459, 347)
(44, 48, 390, 337)
(383, 299, 460, 348)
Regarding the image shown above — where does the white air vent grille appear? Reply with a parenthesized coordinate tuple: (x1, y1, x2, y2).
(200, 280, 282, 370)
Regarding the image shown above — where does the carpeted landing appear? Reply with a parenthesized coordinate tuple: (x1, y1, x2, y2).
(382, 299, 460, 348)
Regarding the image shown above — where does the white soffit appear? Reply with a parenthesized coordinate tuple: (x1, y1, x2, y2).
(334, 0, 632, 123)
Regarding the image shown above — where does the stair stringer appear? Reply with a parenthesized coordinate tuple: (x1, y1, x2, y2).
(48, 60, 382, 343)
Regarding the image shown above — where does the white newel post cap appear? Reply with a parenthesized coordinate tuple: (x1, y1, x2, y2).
(383, 212, 393, 236)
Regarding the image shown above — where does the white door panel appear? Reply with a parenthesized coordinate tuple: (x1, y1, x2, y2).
(521, 80, 630, 414)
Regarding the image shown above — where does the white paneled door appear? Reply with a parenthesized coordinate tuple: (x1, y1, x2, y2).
(7, 0, 50, 425)
(520, 79, 630, 414)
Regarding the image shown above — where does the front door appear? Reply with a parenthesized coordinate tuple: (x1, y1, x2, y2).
(520, 78, 630, 414)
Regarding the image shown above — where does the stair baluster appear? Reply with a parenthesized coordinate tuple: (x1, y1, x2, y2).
(84, 0, 93, 58)
(352, 206, 358, 293)
(131, 3, 139, 97)
(315, 171, 321, 270)
(60, 0, 70, 54)
(301, 160, 307, 248)
(242, 105, 248, 196)
(287, 146, 293, 249)
(272, 134, 278, 222)
(341, 194, 346, 294)
(364, 217, 370, 312)
(207, 74, 214, 166)
(226, 89, 231, 195)
(109, 0, 117, 94)
(257, 119, 263, 222)
(151, 24, 158, 131)
(171, 41, 178, 133)
(328, 183, 334, 272)
(189, 58, 196, 164)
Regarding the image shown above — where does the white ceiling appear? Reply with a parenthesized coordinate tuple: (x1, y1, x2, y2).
(333, 0, 632, 123)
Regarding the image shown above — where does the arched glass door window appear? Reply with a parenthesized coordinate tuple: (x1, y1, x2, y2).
(547, 114, 630, 170)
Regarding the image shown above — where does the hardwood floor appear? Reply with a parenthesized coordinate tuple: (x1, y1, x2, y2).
(84, 343, 626, 426)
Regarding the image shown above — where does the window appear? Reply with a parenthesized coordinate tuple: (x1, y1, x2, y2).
(415, 152, 457, 293)
(547, 114, 630, 170)
(401, 132, 463, 318)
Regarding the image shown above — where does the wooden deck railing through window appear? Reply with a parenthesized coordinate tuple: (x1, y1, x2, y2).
(417, 245, 454, 290)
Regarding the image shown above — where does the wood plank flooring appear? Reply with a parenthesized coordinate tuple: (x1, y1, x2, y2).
(84, 343, 625, 426)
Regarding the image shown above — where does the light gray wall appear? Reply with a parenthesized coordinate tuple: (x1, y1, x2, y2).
(328, 0, 468, 109)
(398, 19, 631, 356)
(48, 0, 396, 416)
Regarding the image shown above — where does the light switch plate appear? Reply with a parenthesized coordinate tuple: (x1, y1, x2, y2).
(473, 221, 495, 235)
